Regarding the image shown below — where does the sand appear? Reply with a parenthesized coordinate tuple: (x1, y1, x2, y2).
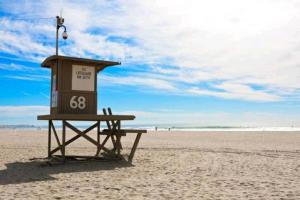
(0, 129, 299, 199)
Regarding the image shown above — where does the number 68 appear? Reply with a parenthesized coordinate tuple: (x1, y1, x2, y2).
(70, 96, 86, 109)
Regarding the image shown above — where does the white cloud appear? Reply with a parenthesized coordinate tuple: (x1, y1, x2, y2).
(0, 28, 53, 61)
(1, 0, 300, 101)
(0, 106, 49, 116)
(99, 74, 176, 91)
(187, 83, 280, 102)
(0, 106, 49, 124)
(5, 74, 50, 81)
(0, 63, 36, 71)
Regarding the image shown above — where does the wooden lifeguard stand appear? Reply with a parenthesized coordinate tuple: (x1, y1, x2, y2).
(41, 55, 120, 115)
(37, 16, 146, 163)
(38, 55, 146, 162)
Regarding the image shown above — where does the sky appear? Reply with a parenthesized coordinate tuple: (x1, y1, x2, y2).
(0, 0, 300, 127)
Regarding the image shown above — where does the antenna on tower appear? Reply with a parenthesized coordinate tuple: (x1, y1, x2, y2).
(60, 9, 63, 18)
(55, 13, 68, 55)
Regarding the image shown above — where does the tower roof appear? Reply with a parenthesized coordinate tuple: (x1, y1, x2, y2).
(41, 55, 121, 72)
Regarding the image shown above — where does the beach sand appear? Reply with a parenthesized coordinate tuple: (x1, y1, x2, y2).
(0, 130, 299, 199)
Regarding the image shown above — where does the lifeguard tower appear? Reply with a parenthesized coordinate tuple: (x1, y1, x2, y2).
(41, 55, 120, 115)
(37, 16, 146, 162)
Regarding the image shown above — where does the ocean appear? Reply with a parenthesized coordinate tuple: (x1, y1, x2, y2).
(1, 125, 300, 132)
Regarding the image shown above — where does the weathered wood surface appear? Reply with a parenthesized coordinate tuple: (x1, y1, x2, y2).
(128, 133, 142, 162)
(102, 129, 147, 134)
(41, 55, 121, 72)
(37, 114, 135, 121)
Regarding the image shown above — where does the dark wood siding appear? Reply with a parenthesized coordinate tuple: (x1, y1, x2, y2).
(59, 91, 97, 114)
(47, 57, 101, 115)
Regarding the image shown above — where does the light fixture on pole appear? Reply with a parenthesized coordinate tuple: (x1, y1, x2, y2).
(56, 16, 68, 55)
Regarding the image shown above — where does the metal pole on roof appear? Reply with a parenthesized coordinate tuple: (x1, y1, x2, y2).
(56, 17, 59, 55)
(55, 16, 68, 56)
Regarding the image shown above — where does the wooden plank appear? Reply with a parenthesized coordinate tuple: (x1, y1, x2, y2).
(122, 129, 147, 133)
(41, 55, 121, 69)
(51, 121, 63, 155)
(103, 108, 117, 149)
(107, 108, 122, 150)
(96, 121, 100, 156)
(102, 129, 147, 134)
(99, 131, 126, 136)
(95, 134, 115, 156)
(128, 133, 142, 162)
(116, 120, 121, 156)
(99, 135, 110, 152)
(102, 109, 111, 129)
(108, 108, 117, 128)
(62, 120, 66, 161)
(37, 114, 135, 121)
(52, 155, 121, 161)
(48, 120, 51, 158)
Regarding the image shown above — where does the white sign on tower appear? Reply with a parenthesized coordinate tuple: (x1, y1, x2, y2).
(72, 65, 95, 91)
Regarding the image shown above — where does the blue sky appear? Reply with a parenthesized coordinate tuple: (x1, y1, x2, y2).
(1, 0, 300, 126)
